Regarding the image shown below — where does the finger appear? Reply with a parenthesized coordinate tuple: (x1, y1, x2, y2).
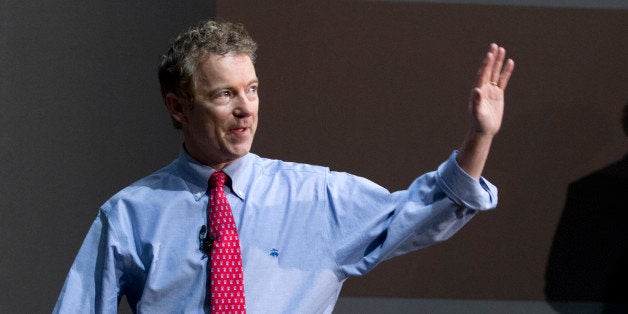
(476, 47, 496, 88)
(491, 46, 506, 83)
(497, 59, 515, 90)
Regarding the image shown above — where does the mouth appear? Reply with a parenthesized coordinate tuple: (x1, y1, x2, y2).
(230, 127, 248, 133)
(228, 126, 251, 138)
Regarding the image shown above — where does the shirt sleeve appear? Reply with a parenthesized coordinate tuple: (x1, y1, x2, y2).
(53, 210, 125, 314)
(326, 151, 498, 277)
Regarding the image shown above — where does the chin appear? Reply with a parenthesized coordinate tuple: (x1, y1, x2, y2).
(229, 145, 252, 158)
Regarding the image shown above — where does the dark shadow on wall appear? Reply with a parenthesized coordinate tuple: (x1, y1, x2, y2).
(546, 105, 628, 313)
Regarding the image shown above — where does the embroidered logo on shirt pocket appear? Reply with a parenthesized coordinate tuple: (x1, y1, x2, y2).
(269, 248, 279, 258)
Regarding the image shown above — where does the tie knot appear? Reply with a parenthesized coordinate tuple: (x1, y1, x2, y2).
(209, 171, 227, 189)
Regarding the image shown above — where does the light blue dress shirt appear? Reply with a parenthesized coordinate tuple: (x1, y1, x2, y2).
(54, 149, 497, 313)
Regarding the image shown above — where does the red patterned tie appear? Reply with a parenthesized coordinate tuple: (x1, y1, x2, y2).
(208, 171, 246, 313)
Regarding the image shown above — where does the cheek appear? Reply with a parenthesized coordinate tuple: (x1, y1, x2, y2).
(197, 109, 228, 129)
(188, 115, 222, 140)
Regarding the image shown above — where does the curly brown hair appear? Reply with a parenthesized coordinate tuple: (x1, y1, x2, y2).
(158, 20, 258, 129)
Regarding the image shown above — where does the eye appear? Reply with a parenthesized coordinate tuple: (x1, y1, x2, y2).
(248, 85, 258, 95)
(214, 90, 233, 100)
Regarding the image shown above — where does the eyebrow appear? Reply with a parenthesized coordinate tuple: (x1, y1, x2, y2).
(218, 78, 259, 90)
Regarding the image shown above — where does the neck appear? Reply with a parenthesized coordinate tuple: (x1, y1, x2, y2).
(183, 144, 239, 170)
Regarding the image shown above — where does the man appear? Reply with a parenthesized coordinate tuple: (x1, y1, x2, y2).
(545, 103, 628, 311)
(54, 20, 514, 313)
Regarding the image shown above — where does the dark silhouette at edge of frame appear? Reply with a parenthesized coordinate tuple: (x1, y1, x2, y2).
(545, 103, 628, 313)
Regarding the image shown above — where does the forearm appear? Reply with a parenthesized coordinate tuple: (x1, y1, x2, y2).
(456, 130, 495, 179)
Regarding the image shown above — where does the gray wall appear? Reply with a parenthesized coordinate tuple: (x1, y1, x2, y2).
(1, 1, 213, 312)
(2, 0, 627, 313)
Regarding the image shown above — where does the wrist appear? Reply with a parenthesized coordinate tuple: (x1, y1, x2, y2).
(465, 129, 495, 145)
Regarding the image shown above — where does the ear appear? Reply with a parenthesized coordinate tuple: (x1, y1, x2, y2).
(165, 93, 189, 126)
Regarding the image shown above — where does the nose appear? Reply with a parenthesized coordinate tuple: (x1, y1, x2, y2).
(233, 91, 257, 118)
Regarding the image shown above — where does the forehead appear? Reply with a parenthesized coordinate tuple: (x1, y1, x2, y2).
(194, 52, 257, 89)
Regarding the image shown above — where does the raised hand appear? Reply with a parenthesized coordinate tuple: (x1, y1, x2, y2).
(457, 43, 515, 179)
(469, 43, 515, 136)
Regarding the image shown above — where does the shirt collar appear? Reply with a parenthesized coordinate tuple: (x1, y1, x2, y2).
(222, 153, 254, 200)
(176, 147, 253, 201)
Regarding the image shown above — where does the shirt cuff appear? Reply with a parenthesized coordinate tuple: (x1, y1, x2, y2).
(436, 150, 498, 211)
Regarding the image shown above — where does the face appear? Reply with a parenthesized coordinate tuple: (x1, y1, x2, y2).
(167, 52, 259, 169)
